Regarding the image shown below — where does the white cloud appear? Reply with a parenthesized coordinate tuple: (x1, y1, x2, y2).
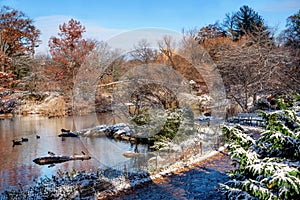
(34, 15, 123, 55)
(33, 16, 183, 55)
(106, 27, 182, 52)
(82, 20, 124, 41)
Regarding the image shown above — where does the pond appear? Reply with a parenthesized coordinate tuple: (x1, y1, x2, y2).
(0, 112, 148, 192)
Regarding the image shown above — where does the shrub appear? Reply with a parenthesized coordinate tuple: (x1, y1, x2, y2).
(221, 107, 300, 199)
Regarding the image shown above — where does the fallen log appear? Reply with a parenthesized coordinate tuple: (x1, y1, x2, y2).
(33, 154, 91, 165)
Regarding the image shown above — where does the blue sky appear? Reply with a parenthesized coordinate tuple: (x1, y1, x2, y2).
(1, 0, 299, 53)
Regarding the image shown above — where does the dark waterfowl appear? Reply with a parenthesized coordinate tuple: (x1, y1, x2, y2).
(36, 135, 40, 139)
(48, 151, 55, 156)
(21, 137, 29, 142)
(48, 164, 55, 168)
(61, 128, 70, 133)
(12, 140, 22, 146)
(58, 132, 78, 137)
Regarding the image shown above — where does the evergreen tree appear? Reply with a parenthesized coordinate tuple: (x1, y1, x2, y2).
(223, 5, 266, 41)
(221, 104, 300, 199)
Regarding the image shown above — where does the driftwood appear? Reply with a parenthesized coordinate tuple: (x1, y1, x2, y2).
(33, 154, 91, 165)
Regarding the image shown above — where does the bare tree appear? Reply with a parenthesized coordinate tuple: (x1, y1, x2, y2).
(272, 46, 300, 93)
(158, 35, 177, 68)
(279, 9, 300, 92)
(73, 40, 123, 113)
(281, 9, 300, 50)
(130, 39, 157, 64)
(215, 26, 289, 112)
(180, 28, 208, 65)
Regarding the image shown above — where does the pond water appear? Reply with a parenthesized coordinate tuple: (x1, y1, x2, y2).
(0, 113, 148, 192)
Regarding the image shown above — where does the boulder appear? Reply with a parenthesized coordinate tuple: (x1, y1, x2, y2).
(84, 128, 109, 137)
(81, 123, 133, 138)
(122, 136, 130, 141)
(113, 128, 131, 139)
(105, 123, 131, 137)
(0, 99, 16, 113)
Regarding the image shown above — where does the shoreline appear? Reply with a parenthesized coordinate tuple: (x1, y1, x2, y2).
(0, 145, 230, 199)
(97, 146, 229, 199)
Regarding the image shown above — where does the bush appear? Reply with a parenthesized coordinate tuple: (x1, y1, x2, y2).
(221, 107, 300, 199)
(148, 108, 182, 150)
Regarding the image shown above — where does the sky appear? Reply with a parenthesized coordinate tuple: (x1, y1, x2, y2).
(1, 0, 299, 54)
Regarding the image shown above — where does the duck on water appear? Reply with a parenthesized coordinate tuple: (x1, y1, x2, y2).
(58, 128, 78, 137)
(12, 140, 22, 146)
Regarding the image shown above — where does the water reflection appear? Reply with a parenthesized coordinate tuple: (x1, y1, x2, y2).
(0, 113, 148, 192)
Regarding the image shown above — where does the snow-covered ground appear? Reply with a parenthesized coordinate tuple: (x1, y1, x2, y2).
(103, 149, 235, 200)
(96, 146, 232, 199)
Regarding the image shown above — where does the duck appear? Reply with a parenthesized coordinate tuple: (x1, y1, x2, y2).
(12, 140, 22, 146)
(48, 151, 55, 156)
(61, 128, 70, 133)
(36, 135, 40, 139)
(21, 137, 29, 142)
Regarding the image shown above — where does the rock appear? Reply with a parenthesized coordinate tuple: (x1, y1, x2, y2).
(0, 99, 17, 113)
(105, 123, 131, 137)
(81, 123, 134, 138)
(113, 128, 131, 139)
(122, 136, 130, 141)
(113, 134, 122, 140)
(114, 129, 127, 136)
(95, 125, 109, 130)
(123, 151, 139, 158)
(84, 128, 108, 137)
(111, 123, 128, 130)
